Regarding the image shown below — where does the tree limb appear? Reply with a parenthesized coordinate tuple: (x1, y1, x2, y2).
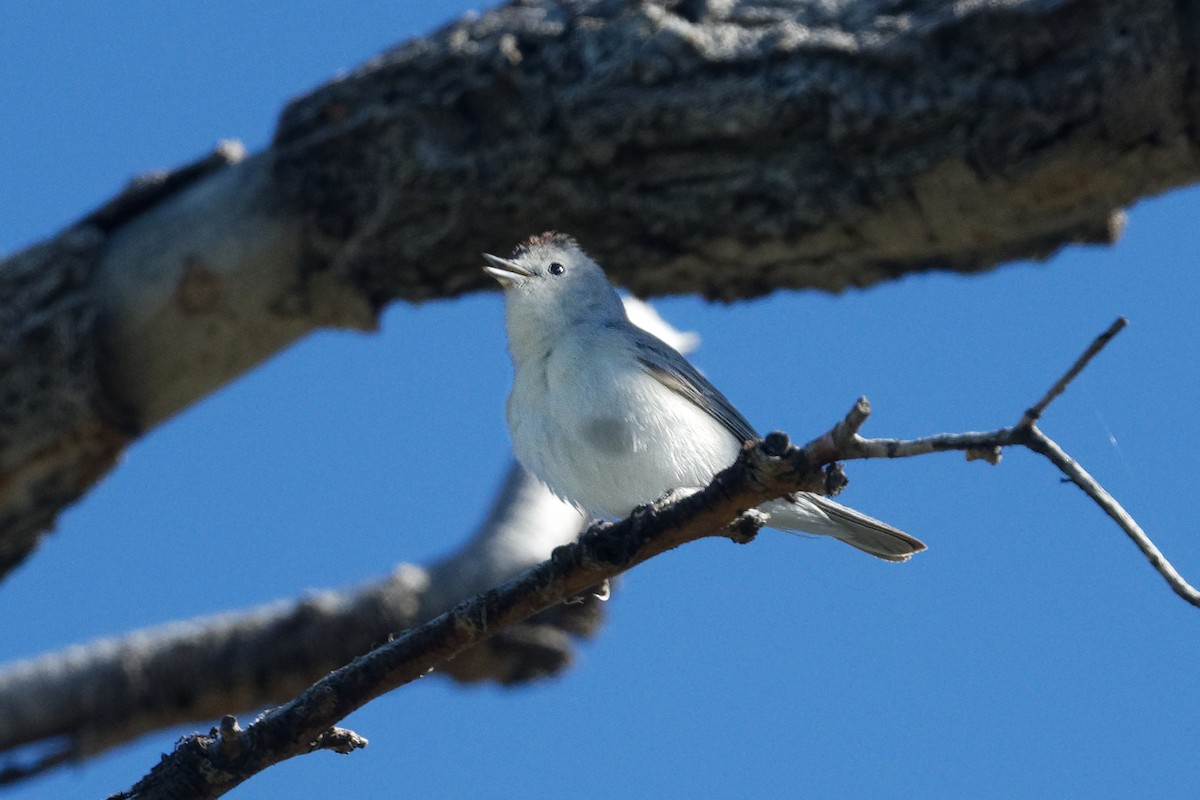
(4, 0, 1200, 579)
(112, 317, 1198, 798)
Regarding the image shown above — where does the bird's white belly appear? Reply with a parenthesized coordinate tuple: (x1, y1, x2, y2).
(507, 345, 740, 519)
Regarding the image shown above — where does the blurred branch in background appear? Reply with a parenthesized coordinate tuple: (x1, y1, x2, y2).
(0, 463, 593, 787)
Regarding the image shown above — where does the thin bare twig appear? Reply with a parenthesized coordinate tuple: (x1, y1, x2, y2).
(1022, 316, 1130, 426)
(1024, 427, 1200, 606)
(844, 426, 1029, 461)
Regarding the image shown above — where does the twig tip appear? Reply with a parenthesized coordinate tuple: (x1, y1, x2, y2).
(1024, 317, 1130, 425)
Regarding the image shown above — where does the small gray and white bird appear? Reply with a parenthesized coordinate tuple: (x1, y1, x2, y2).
(484, 232, 925, 562)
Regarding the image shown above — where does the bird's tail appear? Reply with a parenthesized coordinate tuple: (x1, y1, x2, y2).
(763, 494, 926, 562)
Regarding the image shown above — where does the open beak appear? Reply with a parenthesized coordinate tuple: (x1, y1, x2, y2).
(482, 253, 533, 287)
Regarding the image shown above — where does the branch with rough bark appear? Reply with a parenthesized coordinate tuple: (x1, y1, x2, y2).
(4, 0, 1200, 579)
(106, 318, 1197, 799)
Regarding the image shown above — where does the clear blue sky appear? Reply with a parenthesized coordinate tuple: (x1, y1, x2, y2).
(2, 4, 1197, 798)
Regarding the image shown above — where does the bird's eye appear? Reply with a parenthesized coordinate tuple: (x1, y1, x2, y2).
(548, 262, 565, 276)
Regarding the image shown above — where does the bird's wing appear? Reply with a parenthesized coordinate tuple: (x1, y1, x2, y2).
(630, 327, 760, 444)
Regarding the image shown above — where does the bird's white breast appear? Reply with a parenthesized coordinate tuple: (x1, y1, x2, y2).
(506, 325, 740, 519)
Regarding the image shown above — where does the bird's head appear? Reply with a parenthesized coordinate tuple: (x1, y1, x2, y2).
(483, 233, 625, 346)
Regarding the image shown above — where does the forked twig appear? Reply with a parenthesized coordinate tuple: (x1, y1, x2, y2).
(824, 316, 1199, 608)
